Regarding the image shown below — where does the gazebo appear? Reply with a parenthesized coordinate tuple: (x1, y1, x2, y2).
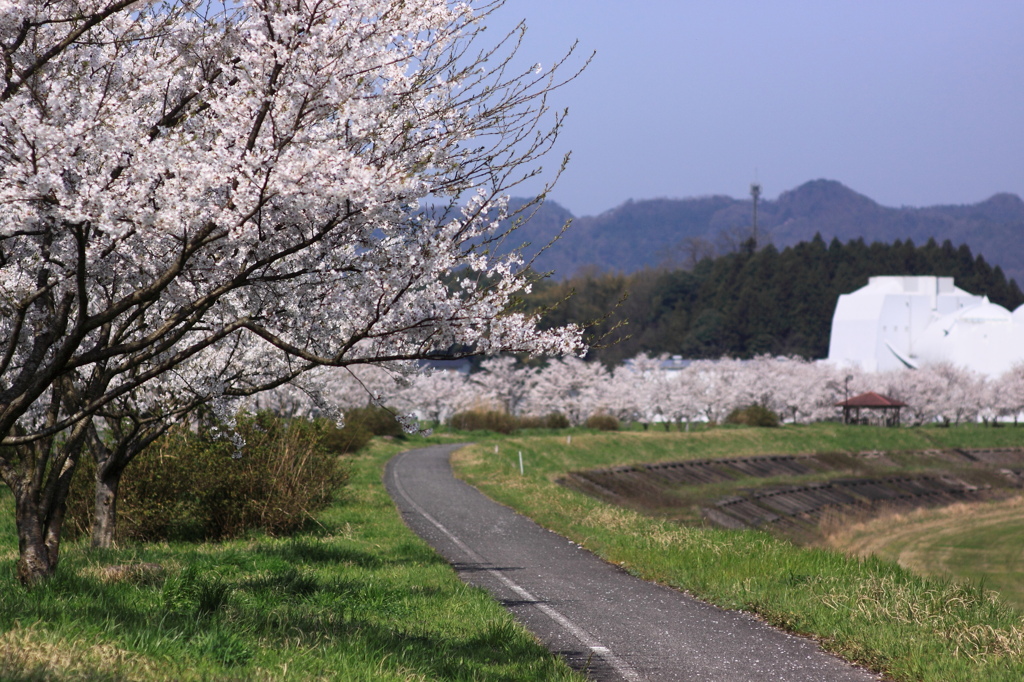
(835, 391, 907, 427)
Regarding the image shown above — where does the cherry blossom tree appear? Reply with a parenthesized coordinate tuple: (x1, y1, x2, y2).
(0, 0, 584, 583)
(876, 365, 950, 426)
(686, 358, 746, 424)
(363, 352, 1022, 433)
(255, 363, 407, 419)
(610, 353, 673, 428)
(735, 355, 778, 411)
(749, 356, 843, 424)
(993, 363, 1024, 424)
(524, 357, 608, 425)
(664, 367, 703, 430)
(392, 368, 476, 425)
(800, 361, 853, 424)
(928, 364, 986, 426)
(470, 356, 537, 416)
(851, 364, 995, 426)
(976, 379, 999, 426)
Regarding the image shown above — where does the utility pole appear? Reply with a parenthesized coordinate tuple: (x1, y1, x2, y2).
(750, 182, 761, 247)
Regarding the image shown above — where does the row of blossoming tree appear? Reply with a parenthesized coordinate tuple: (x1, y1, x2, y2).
(271, 355, 1024, 430)
(0, 0, 585, 584)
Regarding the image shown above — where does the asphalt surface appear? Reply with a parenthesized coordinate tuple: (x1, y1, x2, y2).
(384, 444, 881, 682)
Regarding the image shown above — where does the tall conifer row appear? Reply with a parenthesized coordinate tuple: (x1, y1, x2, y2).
(523, 238, 1023, 365)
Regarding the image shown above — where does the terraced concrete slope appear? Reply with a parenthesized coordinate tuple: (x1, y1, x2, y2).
(559, 449, 1024, 537)
(386, 444, 879, 682)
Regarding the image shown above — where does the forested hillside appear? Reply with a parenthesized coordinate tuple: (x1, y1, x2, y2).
(509, 180, 1024, 284)
(524, 236, 1024, 365)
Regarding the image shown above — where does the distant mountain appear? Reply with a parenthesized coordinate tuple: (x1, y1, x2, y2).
(508, 180, 1024, 284)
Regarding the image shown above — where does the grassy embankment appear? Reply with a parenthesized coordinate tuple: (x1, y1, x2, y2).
(0, 437, 582, 682)
(452, 423, 1024, 682)
(827, 496, 1024, 609)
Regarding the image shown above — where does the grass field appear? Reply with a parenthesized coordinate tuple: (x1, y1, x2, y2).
(4, 422, 1024, 680)
(0, 437, 582, 682)
(452, 423, 1024, 682)
(826, 496, 1024, 609)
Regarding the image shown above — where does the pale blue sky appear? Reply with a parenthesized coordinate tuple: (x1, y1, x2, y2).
(487, 2, 1024, 216)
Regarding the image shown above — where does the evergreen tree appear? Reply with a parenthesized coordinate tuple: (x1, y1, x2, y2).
(525, 237, 1024, 364)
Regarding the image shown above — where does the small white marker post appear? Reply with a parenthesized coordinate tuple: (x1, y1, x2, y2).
(494, 444, 499, 454)
(518, 450, 524, 475)
(567, 435, 572, 445)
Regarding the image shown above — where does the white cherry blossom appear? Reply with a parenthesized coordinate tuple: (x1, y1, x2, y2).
(0, 0, 584, 583)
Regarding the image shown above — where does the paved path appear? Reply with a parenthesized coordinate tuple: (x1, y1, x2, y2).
(384, 444, 880, 682)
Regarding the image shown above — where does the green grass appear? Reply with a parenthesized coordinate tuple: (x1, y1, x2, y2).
(0, 436, 583, 681)
(827, 496, 1024, 610)
(452, 423, 1024, 682)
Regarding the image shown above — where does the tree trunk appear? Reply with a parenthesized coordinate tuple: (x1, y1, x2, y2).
(13, 484, 63, 586)
(8, 418, 88, 586)
(91, 464, 122, 549)
(87, 420, 168, 550)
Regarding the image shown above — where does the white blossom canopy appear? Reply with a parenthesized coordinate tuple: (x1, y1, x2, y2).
(0, 0, 585, 448)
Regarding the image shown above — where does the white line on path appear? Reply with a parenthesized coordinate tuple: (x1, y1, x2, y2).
(390, 450, 643, 682)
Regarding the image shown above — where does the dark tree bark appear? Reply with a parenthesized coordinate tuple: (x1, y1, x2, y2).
(91, 458, 123, 549)
(8, 421, 88, 585)
(87, 418, 167, 549)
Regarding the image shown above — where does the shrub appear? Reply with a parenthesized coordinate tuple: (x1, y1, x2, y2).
(518, 412, 570, 430)
(67, 412, 349, 542)
(543, 412, 570, 429)
(319, 405, 405, 454)
(516, 415, 542, 429)
(725, 404, 780, 428)
(321, 420, 373, 454)
(584, 414, 619, 431)
(448, 410, 519, 434)
(345, 405, 405, 437)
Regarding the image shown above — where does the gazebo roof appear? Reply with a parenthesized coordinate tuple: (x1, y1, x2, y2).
(835, 391, 907, 408)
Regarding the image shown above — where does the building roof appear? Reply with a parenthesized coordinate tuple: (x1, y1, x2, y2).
(835, 391, 907, 408)
(827, 275, 1024, 377)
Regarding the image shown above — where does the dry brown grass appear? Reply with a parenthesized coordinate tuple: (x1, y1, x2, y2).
(823, 496, 1024, 563)
(818, 574, 1024, 662)
(0, 625, 160, 681)
(90, 562, 166, 585)
(579, 505, 639, 533)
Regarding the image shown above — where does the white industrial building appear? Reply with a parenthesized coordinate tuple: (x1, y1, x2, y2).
(827, 276, 1024, 377)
